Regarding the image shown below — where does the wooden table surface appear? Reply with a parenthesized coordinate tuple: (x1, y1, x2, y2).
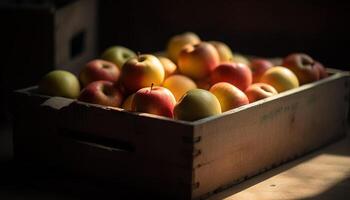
(1, 124, 350, 200)
(208, 130, 350, 200)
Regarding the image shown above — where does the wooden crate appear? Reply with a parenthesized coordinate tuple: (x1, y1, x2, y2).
(12, 70, 350, 199)
(0, 0, 97, 79)
(0, 0, 97, 124)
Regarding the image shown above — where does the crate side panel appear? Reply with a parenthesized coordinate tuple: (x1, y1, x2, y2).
(192, 74, 349, 198)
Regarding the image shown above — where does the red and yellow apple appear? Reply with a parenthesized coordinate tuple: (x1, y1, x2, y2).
(245, 83, 278, 103)
(166, 32, 201, 63)
(282, 53, 319, 85)
(38, 70, 80, 99)
(209, 82, 249, 112)
(101, 45, 136, 69)
(232, 53, 250, 65)
(157, 56, 177, 78)
(78, 80, 123, 107)
(249, 58, 273, 83)
(174, 89, 221, 121)
(120, 54, 165, 93)
(79, 59, 120, 87)
(260, 66, 299, 93)
(208, 40, 234, 62)
(210, 62, 252, 91)
(163, 74, 197, 101)
(178, 42, 220, 80)
(132, 86, 176, 118)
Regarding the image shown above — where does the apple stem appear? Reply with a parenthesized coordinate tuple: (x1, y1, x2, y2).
(137, 51, 141, 59)
(151, 83, 154, 91)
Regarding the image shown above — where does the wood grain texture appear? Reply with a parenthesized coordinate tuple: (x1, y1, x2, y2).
(208, 131, 350, 200)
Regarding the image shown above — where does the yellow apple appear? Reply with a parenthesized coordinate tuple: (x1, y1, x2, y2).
(163, 74, 197, 101)
(208, 41, 234, 62)
(166, 32, 201, 63)
(209, 82, 249, 112)
(157, 56, 177, 78)
(260, 66, 299, 93)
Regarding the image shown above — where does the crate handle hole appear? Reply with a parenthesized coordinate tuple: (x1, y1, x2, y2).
(70, 30, 86, 59)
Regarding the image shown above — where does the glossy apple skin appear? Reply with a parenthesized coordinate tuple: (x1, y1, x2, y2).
(208, 41, 234, 62)
(157, 56, 177, 78)
(79, 59, 120, 87)
(174, 89, 221, 121)
(249, 59, 273, 83)
(260, 66, 299, 93)
(101, 46, 136, 69)
(166, 32, 201, 63)
(78, 80, 123, 107)
(282, 53, 319, 85)
(38, 70, 80, 99)
(210, 62, 252, 91)
(178, 42, 220, 80)
(163, 74, 197, 101)
(209, 82, 249, 112)
(245, 83, 278, 103)
(132, 86, 176, 118)
(120, 54, 165, 94)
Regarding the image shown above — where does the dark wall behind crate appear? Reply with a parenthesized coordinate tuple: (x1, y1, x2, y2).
(98, 0, 350, 70)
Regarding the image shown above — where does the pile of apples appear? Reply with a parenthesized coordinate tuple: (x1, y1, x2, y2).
(38, 32, 328, 121)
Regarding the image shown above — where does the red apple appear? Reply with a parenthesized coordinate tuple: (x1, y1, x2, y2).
(120, 54, 165, 94)
(210, 62, 252, 91)
(79, 59, 120, 87)
(282, 53, 319, 85)
(249, 58, 273, 83)
(178, 42, 220, 80)
(132, 85, 176, 118)
(314, 61, 328, 79)
(245, 83, 278, 103)
(78, 80, 123, 107)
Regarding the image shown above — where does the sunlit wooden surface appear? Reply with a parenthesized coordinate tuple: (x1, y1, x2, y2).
(208, 130, 350, 200)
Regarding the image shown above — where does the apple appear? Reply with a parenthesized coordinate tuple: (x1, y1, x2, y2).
(249, 58, 274, 83)
(232, 53, 250, 65)
(174, 89, 221, 121)
(210, 62, 252, 91)
(79, 59, 120, 87)
(245, 83, 278, 103)
(195, 77, 211, 90)
(166, 32, 201, 63)
(178, 42, 220, 80)
(132, 85, 176, 118)
(121, 93, 135, 111)
(78, 80, 123, 107)
(314, 61, 328, 79)
(101, 45, 136, 69)
(282, 53, 319, 85)
(157, 56, 177, 78)
(209, 82, 249, 112)
(208, 40, 234, 62)
(120, 54, 165, 93)
(38, 70, 80, 99)
(163, 74, 197, 101)
(260, 66, 299, 93)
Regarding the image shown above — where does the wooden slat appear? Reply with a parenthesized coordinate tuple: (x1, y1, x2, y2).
(192, 73, 350, 199)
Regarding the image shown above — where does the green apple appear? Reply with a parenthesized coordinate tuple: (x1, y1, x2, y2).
(38, 70, 80, 99)
(101, 46, 136, 69)
(174, 89, 221, 121)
